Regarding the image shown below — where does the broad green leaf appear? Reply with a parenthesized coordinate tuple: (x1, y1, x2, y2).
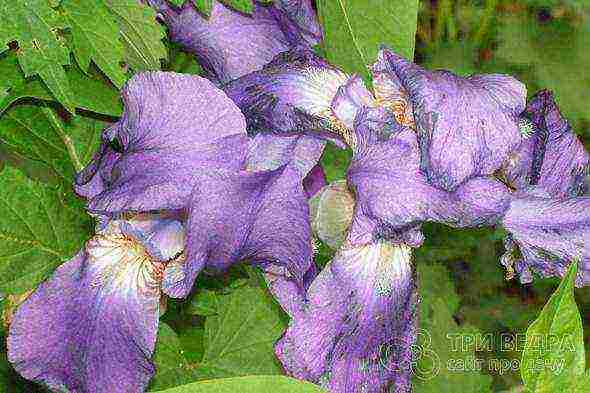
(521, 261, 586, 392)
(152, 376, 326, 393)
(220, 0, 254, 14)
(169, 0, 186, 6)
(0, 0, 75, 112)
(0, 105, 75, 181)
(149, 323, 199, 391)
(414, 263, 493, 392)
(187, 289, 219, 317)
(0, 51, 24, 101)
(195, 281, 287, 378)
(62, 0, 127, 88)
(107, 0, 168, 71)
(0, 67, 123, 117)
(0, 105, 107, 181)
(318, 0, 419, 80)
(194, 0, 214, 17)
(0, 166, 92, 296)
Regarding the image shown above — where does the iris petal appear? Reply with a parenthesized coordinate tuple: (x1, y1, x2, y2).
(8, 220, 166, 392)
(77, 72, 248, 215)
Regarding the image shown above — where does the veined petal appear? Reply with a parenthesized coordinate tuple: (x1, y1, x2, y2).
(161, 166, 313, 298)
(153, 0, 320, 84)
(224, 49, 367, 146)
(524, 90, 589, 198)
(8, 220, 167, 392)
(378, 48, 526, 191)
(276, 241, 417, 393)
(501, 196, 590, 286)
(80, 72, 248, 215)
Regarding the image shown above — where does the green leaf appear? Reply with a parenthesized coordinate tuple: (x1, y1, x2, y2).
(0, 166, 92, 296)
(318, 0, 419, 80)
(187, 289, 219, 317)
(62, 0, 127, 88)
(149, 323, 199, 391)
(0, 0, 75, 112)
(106, 0, 168, 71)
(220, 0, 254, 14)
(521, 261, 586, 392)
(0, 104, 75, 181)
(151, 376, 326, 393)
(195, 281, 287, 378)
(194, 0, 214, 17)
(0, 104, 107, 181)
(0, 66, 123, 117)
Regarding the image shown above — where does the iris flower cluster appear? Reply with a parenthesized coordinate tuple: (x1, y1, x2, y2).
(7, 1, 590, 392)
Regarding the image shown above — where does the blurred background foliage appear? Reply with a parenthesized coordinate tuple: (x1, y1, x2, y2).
(0, 0, 588, 392)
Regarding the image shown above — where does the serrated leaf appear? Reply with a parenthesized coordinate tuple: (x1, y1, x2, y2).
(0, 65, 123, 117)
(0, 0, 76, 112)
(149, 323, 200, 391)
(521, 261, 586, 392)
(0, 51, 24, 101)
(151, 376, 326, 393)
(0, 166, 92, 296)
(0, 104, 108, 181)
(193, 0, 214, 17)
(220, 0, 254, 14)
(62, 0, 127, 88)
(0, 104, 75, 181)
(195, 281, 287, 378)
(318, 0, 419, 80)
(106, 0, 168, 71)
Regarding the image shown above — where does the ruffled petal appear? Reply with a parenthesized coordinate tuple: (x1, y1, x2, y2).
(348, 125, 463, 236)
(161, 166, 312, 298)
(378, 48, 526, 191)
(8, 220, 167, 392)
(501, 196, 590, 286)
(224, 49, 362, 146)
(276, 241, 417, 393)
(524, 90, 589, 198)
(154, 0, 320, 84)
(81, 72, 248, 214)
(74, 133, 120, 200)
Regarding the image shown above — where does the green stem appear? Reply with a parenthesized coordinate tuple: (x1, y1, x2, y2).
(42, 107, 83, 173)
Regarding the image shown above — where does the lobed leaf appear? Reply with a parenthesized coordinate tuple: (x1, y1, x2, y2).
(0, 0, 75, 112)
(106, 0, 168, 71)
(0, 166, 92, 297)
(62, 0, 127, 88)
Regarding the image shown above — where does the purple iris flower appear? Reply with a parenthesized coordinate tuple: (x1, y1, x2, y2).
(499, 90, 589, 198)
(8, 213, 185, 392)
(374, 48, 527, 192)
(497, 90, 590, 285)
(148, 0, 321, 84)
(76, 71, 249, 214)
(223, 48, 367, 147)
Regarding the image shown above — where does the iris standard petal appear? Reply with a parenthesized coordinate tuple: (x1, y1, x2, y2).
(224, 48, 369, 146)
(154, 0, 320, 84)
(501, 196, 590, 286)
(82, 72, 248, 214)
(161, 166, 313, 298)
(378, 48, 526, 191)
(276, 241, 417, 393)
(7, 222, 169, 392)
